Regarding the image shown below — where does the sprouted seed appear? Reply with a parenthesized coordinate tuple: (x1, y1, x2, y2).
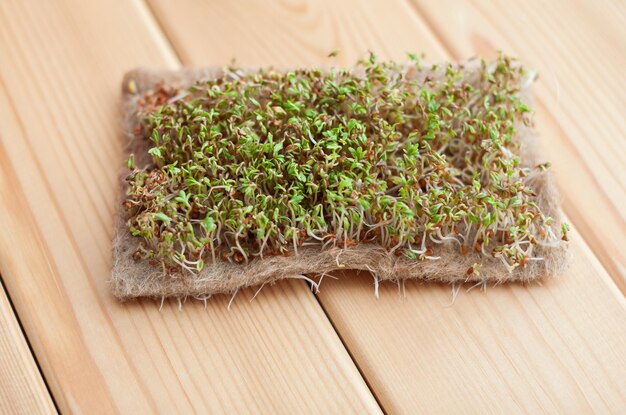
(124, 53, 568, 274)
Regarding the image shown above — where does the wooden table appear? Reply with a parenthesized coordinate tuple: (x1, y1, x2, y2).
(1, 0, 624, 413)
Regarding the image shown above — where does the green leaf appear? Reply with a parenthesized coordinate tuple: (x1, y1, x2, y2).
(154, 213, 171, 225)
(148, 147, 162, 158)
(509, 197, 522, 208)
(202, 215, 217, 233)
(126, 154, 135, 169)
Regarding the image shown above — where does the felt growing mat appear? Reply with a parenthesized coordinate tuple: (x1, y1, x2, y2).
(112, 55, 569, 300)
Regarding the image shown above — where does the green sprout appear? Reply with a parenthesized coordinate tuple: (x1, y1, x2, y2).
(124, 53, 567, 275)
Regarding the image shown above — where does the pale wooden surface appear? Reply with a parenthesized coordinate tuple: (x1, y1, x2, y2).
(0, 0, 625, 413)
(320, 228, 626, 413)
(0, 283, 56, 414)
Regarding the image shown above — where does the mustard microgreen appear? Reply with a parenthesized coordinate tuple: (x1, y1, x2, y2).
(124, 53, 567, 274)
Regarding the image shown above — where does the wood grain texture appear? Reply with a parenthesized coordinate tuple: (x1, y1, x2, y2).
(319, 228, 626, 414)
(0, 282, 56, 414)
(145, 0, 626, 412)
(409, 0, 626, 292)
(146, 0, 446, 66)
(0, 0, 379, 412)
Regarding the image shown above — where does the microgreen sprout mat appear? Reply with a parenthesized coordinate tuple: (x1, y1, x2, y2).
(112, 54, 568, 299)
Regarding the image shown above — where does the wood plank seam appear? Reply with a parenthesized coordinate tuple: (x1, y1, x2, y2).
(0, 274, 57, 414)
(132, 0, 182, 67)
(313, 294, 387, 411)
(0, 277, 56, 407)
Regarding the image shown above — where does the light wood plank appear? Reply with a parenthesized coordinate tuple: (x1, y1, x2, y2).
(146, 0, 626, 412)
(0, 0, 380, 412)
(146, 0, 446, 66)
(409, 0, 626, 292)
(0, 281, 56, 414)
(319, 227, 626, 413)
